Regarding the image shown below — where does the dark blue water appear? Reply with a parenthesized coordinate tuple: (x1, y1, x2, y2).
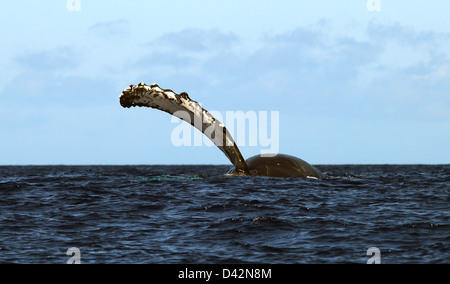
(0, 165, 448, 264)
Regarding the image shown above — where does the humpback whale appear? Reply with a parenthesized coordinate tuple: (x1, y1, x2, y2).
(120, 83, 324, 179)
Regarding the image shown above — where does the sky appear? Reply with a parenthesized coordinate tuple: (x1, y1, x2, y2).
(1, 0, 449, 165)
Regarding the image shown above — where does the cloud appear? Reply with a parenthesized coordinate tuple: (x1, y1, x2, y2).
(2, 72, 118, 108)
(157, 28, 239, 52)
(15, 46, 79, 72)
(403, 52, 450, 80)
(5, 21, 449, 123)
(193, 24, 383, 112)
(88, 19, 130, 40)
(116, 21, 449, 124)
(134, 51, 195, 70)
(366, 20, 447, 46)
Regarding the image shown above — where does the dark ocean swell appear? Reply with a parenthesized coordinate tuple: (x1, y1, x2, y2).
(0, 164, 448, 263)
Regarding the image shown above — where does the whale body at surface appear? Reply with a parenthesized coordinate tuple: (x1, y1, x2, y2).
(120, 82, 324, 179)
(231, 154, 324, 179)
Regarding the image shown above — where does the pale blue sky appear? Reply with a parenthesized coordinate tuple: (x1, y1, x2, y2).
(1, 1, 449, 165)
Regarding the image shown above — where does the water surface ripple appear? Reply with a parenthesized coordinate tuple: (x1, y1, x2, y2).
(0, 165, 448, 263)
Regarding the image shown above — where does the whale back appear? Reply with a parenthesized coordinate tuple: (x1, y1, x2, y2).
(230, 154, 324, 179)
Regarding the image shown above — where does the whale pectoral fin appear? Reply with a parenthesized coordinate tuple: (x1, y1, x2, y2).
(120, 83, 249, 174)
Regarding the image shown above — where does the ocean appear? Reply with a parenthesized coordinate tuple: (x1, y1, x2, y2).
(0, 164, 448, 264)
